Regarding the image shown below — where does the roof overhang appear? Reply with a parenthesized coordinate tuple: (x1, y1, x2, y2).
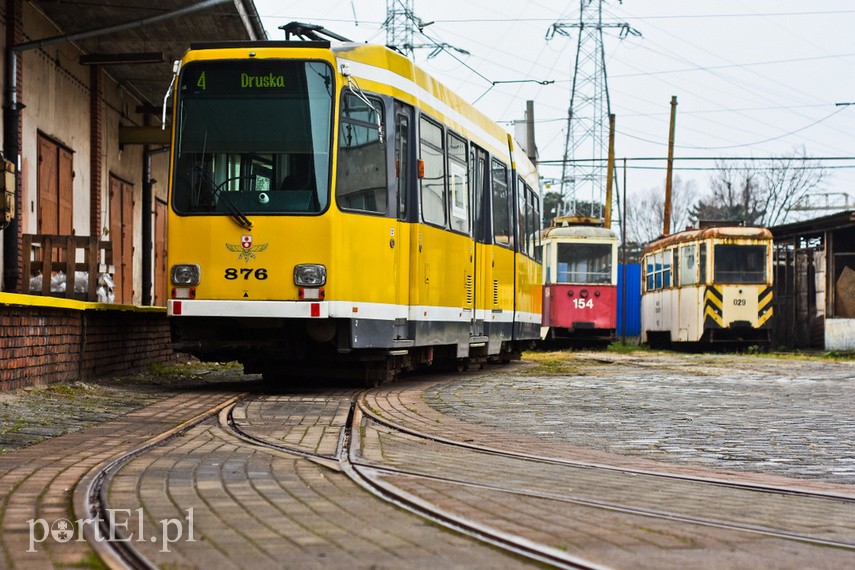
(771, 210, 855, 240)
(25, 0, 267, 109)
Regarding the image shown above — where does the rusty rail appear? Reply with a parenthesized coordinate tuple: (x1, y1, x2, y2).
(22, 234, 113, 302)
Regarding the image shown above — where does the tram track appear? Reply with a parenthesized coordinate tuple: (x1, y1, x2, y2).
(75, 374, 855, 570)
(226, 387, 855, 568)
(223, 392, 603, 569)
(74, 394, 246, 570)
(355, 390, 855, 503)
(353, 389, 855, 552)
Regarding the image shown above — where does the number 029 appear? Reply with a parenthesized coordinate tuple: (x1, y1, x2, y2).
(225, 268, 268, 280)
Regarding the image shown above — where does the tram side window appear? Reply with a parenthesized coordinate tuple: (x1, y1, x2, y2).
(680, 245, 698, 286)
(714, 244, 767, 283)
(395, 112, 409, 220)
(492, 160, 512, 247)
(527, 188, 540, 260)
(420, 117, 446, 227)
(558, 243, 612, 284)
(447, 133, 469, 234)
(517, 177, 528, 255)
(645, 250, 673, 291)
(663, 249, 672, 287)
(336, 93, 387, 214)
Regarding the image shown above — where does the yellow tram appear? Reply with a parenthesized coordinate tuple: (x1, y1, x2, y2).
(641, 225, 773, 348)
(165, 39, 542, 383)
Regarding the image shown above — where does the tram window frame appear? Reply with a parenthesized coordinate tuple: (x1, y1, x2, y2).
(526, 187, 540, 260)
(395, 110, 410, 221)
(663, 249, 672, 287)
(336, 92, 388, 215)
(645, 249, 673, 291)
(171, 59, 335, 217)
(517, 176, 528, 255)
(713, 243, 768, 284)
(491, 159, 513, 249)
(471, 145, 489, 243)
(447, 131, 470, 235)
(419, 115, 447, 228)
(679, 244, 699, 286)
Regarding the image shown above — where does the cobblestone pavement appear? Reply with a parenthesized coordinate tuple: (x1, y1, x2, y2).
(107, 411, 534, 569)
(425, 351, 855, 484)
(1, 350, 854, 569)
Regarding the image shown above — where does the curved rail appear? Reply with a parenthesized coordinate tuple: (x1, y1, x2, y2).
(73, 395, 245, 570)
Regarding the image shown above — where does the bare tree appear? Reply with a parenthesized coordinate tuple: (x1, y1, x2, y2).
(759, 147, 827, 226)
(692, 162, 765, 225)
(693, 146, 827, 227)
(625, 175, 696, 244)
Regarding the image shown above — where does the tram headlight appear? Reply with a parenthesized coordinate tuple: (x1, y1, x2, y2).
(294, 264, 326, 287)
(171, 264, 200, 286)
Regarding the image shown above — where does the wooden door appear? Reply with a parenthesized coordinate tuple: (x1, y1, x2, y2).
(110, 176, 134, 304)
(38, 135, 74, 267)
(37, 137, 58, 235)
(58, 148, 73, 235)
(154, 200, 167, 306)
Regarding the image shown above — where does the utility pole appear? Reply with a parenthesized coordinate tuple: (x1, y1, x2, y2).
(547, 0, 638, 221)
(604, 113, 615, 229)
(663, 95, 677, 236)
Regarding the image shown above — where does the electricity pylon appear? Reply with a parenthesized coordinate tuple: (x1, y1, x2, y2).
(385, 0, 416, 59)
(383, 0, 468, 61)
(548, 0, 638, 218)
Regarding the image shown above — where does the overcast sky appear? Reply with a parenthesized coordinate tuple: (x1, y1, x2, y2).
(253, 0, 855, 219)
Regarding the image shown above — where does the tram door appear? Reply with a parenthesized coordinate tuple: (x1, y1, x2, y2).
(394, 102, 414, 338)
(471, 145, 489, 338)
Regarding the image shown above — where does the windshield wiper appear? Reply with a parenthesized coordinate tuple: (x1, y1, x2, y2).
(194, 165, 253, 230)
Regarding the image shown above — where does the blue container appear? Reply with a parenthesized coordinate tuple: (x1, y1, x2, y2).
(616, 263, 641, 337)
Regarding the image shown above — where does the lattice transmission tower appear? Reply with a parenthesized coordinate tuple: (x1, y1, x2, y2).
(385, 0, 416, 59)
(548, 0, 638, 218)
(383, 1, 468, 61)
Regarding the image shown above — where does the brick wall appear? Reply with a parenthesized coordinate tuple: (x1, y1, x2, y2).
(0, 305, 181, 391)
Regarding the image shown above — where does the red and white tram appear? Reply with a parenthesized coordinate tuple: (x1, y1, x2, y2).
(540, 217, 619, 345)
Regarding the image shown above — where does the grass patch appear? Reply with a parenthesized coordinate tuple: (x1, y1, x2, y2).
(521, 351, 581, 376)
(149, 360, 241, 378)
(606, 341, 649, 353)
(749, 348, 855, 361)
(57, 552, 109, 570)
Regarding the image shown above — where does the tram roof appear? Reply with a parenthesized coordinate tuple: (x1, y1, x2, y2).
(643, 226, 772, 254)
(542, 225, 618, 240)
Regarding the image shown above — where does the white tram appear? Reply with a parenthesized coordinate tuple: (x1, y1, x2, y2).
(641, 225, 774, 347)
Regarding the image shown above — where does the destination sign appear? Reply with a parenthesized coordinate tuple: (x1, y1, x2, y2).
(180, 61, 331, 96)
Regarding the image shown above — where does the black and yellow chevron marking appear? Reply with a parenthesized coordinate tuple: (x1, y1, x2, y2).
(758, 285, 774, 327)
(703, 285, 724, 328)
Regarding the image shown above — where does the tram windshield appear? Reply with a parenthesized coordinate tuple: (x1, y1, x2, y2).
(713, 244, 767, 283)
(555, 242, 613, 284)
(171, 60, 333, 216)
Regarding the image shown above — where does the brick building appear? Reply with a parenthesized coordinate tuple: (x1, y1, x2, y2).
(0, 0, 266, 389)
